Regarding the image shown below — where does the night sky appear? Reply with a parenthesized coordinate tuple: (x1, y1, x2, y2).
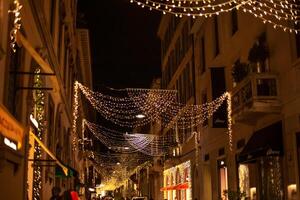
(77, 0, 161, 90)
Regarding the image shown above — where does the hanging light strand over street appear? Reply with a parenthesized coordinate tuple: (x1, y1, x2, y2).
(129, 0, 300, 33)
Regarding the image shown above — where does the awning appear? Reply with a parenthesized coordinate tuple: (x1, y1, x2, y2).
(238, 121, 283, 163)
(30, 131, 68, 175)
(16, 32, 54, 74)
(55, 162, 78, 178)
(160, 182, 189, 191)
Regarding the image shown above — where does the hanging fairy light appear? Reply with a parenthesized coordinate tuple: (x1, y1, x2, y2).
(75, 82, 234, 153)
(32, 68, 46, 200)
(129, 0, 300, 33)
(226, 92, 233, 151)
(77, 82, 228, 129)
(8, 0, 22, 52)
(88, 151, 152, 190)
(84, 120, 177, 155)
(240, 0, 300, 33)
(72, 81, 80, 150)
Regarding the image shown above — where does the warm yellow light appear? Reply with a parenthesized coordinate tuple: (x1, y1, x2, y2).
(288, 184, 297, 200)
(30, 131, 68, 176)
(250, 187, 256, 200)
(136, 114, 146, 119)
(4, 137, 17, 150)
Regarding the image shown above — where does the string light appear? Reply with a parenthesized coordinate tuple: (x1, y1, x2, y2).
(72, 81, 80, 150)
(129, 0, 300, 33)
(76, 83, 234, 153)
(8, 0, 22, 52)
(32, 68, 46, 200)
(77, 82, 229, 129)
(84, 120, 178, 156)
(226, 92, 233, 151)
(88, 151, 152, 191)
(76, 88, 234, 190)
(73, 83, 234, 190)
(84, 121, 140, 153)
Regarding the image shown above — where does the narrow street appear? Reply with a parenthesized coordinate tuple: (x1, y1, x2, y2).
(0, 0, 300, 200)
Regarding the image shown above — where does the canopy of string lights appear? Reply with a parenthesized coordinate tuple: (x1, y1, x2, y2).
(71, 81, 233, 190)
(75, 82, 228, 129)
(88, 151, 152, 190)
(72, 81, 233, 153)
(129, 0, 300, 33)
(85, 120, 179, 156)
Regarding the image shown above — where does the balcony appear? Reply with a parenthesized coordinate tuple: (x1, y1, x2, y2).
(232, 73, 281, 124)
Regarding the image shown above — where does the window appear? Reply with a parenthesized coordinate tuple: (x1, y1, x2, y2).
(202, 91, 208, 126)
(218, 160, 228, 200)
(200, 36, 206, 74)
(213, 16, 220, 56)
(231, 9, 238, 35)
(238, 164, 250, 198)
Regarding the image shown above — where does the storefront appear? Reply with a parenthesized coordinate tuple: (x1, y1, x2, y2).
(0, 104, 24, 150)
(161, 160, 192, 200)
(0, 103, 25, 200)
(237, 121, 284, 200)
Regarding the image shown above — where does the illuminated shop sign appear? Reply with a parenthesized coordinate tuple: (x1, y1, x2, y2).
(4, 137, 17, 150)
(0, 104, 24, 149)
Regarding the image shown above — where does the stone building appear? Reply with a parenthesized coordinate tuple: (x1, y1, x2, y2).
(0, 0, 92, 199)
(157, 9, 300, 200)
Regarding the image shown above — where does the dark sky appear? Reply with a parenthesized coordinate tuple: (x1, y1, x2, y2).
(77, 0, 161, 89)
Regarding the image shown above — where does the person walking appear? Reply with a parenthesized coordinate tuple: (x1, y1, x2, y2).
(50, 186, 62, 200)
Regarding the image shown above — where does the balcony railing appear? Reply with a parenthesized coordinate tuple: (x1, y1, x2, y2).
(232, 73, 281, 122)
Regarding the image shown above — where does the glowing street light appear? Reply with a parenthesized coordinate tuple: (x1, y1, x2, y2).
(136, 114, 145, 119)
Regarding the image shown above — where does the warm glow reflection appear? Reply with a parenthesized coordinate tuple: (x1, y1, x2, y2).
(288, 184, 297, 200)
(250, 187, 256, 200)
(238, 164, 250, 198)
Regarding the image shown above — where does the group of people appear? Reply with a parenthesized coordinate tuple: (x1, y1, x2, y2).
(50, 186, 80, 200)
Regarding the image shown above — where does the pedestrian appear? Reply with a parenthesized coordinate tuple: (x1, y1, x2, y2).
(62, 190, 72, 200)
(50, 186, 62, 200)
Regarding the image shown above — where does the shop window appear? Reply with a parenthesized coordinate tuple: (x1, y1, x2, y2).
(260, 156, 283, 199)
(287, 184, 297, 200)
(218, 160, 228, 200)
(238, 164, 250, 198)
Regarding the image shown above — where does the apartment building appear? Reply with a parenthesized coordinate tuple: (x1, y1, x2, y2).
(157, 9, 300, 200)
(0, 0, 92, 199)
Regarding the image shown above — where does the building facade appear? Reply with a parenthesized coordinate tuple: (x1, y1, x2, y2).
(0, 0, 92, 199)
(157, 10, 300, 200)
